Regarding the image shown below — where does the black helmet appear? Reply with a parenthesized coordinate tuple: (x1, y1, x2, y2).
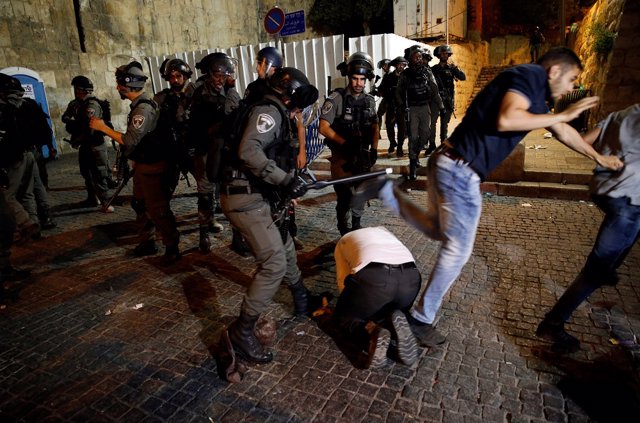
(0, 73, 23, 94)
(115, 61, 148, 88)
(377, 59, 391, 69)
(160, 58, 192, 80)
(434, 45, 453, 57)
(422, 48, 433, 63)
(267, 67, 319, 110)
(257, 46, 283, 73)
(336, 61, 348, 76)
(389, 56, 409, 67)
(346, 52, 375, 80)
(404, 45, 425, 61)
(71, 75, 94, 90)
(196, 52, 235, 76)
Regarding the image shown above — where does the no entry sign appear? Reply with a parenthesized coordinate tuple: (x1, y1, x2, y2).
(264, 7, 285, 35)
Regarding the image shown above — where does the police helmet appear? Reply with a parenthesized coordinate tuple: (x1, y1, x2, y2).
(346, 52, 375, 81)
(196, 52, 235, 76)
(404, 45, 425, 61)
(71, 75, 94, 91)
(389, 56, 409, 68)
(267, 67, 319, 110)
(0, 74, 24, 94)
(422, 48, 433, 63)
(336, 61, 348, 76)
(257, 46, 283, 73)
(160, 58, 193, 80)
(377, 59, 391, 69)
(115, 61, 148, 88)
(434, 45, 453, 57)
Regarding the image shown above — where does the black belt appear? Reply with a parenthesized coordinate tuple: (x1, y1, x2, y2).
(223, 185, 261, 195)
(367, 261, 416, 271)
(436, 142, 469, 165)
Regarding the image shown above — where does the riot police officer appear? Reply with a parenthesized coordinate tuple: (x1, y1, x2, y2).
(374, 58, 391, 129)
(62, 75, 114, 211)
(244, 46, 283, 104)
(90, 62, 181, 264)
(319, 52, 379, 235)
(188, 53, 240, 253)
(378, 56, 408, 156)
(154, 58, 196, 191)
(396, 45, 443, 180)
(220, 67, 319, 364)
(429, 45, 466, 152)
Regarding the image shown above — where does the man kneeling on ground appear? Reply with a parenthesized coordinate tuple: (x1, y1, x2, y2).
(333, 226, 422, 368)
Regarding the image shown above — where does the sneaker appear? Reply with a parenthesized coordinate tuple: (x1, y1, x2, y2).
(100, 205, 115, 213)
(133, 240, 158, 257)
(536, 320, 580, 353)
(365, 322, 390, 369)
(390, 310, 419, 365)
(39, 217, 57, 230)
(407, 315, 446, 347)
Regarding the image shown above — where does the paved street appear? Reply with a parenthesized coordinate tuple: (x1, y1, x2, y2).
(1, 149, 639, 423)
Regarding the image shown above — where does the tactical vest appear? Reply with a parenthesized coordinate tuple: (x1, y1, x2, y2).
(126, 98, 167, 164)
(405, 66, 432, 106)
(330, 88, 375, 144)
(188, 84, 228, 153)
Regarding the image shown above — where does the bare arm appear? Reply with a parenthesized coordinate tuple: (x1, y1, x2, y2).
(89, 117, 124, 145)
(294, 112, 307, 169)
(496, 91, 599, 132)
(548, 122, 622, 170)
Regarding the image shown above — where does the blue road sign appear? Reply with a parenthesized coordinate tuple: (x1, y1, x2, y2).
(281, 10, 306, 37)
(264, 7, 285, 34)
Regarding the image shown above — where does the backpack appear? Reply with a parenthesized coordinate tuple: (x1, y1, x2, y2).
(0, 101, 24, 167)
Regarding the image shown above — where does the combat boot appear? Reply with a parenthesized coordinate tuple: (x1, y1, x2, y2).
(228, 311, 273, 364)
(408, 159, 417, 181)
(199, 226, 211, 253)
(352, 216, 362, 231)
(288, 278, 309, 316)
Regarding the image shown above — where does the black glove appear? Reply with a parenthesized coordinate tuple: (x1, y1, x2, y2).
(369, 149, 377, 166)
(286, 176, 307, 199)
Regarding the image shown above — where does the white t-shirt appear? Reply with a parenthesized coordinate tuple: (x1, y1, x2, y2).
(334, 226, 416, 292)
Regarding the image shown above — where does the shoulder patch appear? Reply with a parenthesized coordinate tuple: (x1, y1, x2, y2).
(132, 115, 145, 129)
(328, 91, 340, 100)
(321, 101, 333, 115)
(256, 113, 276, 134)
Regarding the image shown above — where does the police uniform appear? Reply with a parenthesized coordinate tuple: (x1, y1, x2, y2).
(378, 70, 405, 153)
(396, 65, 443, 162)
(153, 83, 195, 187)
(123, 92, 180, 252)
(188, 82, 240, 235)
(62, 96, 112, 205)
(320, 86, 377, 234)
(429, 62, 465, 149)
(220, 94, 301, 317)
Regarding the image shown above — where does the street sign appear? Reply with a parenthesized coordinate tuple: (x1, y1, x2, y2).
(264, 7, 285, 35)
(280, 10, 306, 37)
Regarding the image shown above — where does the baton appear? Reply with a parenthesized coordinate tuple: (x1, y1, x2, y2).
(101, 170, 133, 211)
(304, 168, 392, 190)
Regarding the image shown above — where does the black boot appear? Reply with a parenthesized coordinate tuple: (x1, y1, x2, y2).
(289, 279, 309, 316)
(409, 159, 417, 181)
(228, 311, 273, 364)
(199, 226, 211, 253)
(230, 229, 251, 257)
(352, 216, 362, 231)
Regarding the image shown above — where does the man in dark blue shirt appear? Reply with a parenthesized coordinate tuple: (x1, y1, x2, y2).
(359, 48, 624, 347)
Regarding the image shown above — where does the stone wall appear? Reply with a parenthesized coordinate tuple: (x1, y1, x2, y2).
(0, 0, 315, 153)
(574, 0, 640, 122)
(450, 42, 490, 112)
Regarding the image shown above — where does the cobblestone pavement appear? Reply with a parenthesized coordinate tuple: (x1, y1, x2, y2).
(1, 152, 639, 423)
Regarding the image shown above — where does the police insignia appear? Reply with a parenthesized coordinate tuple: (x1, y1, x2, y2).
(87, 108, 95, 117)
(321, 102, 333, 115)
(132, 115, 145, 129)
(256, 113, 276, 134)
